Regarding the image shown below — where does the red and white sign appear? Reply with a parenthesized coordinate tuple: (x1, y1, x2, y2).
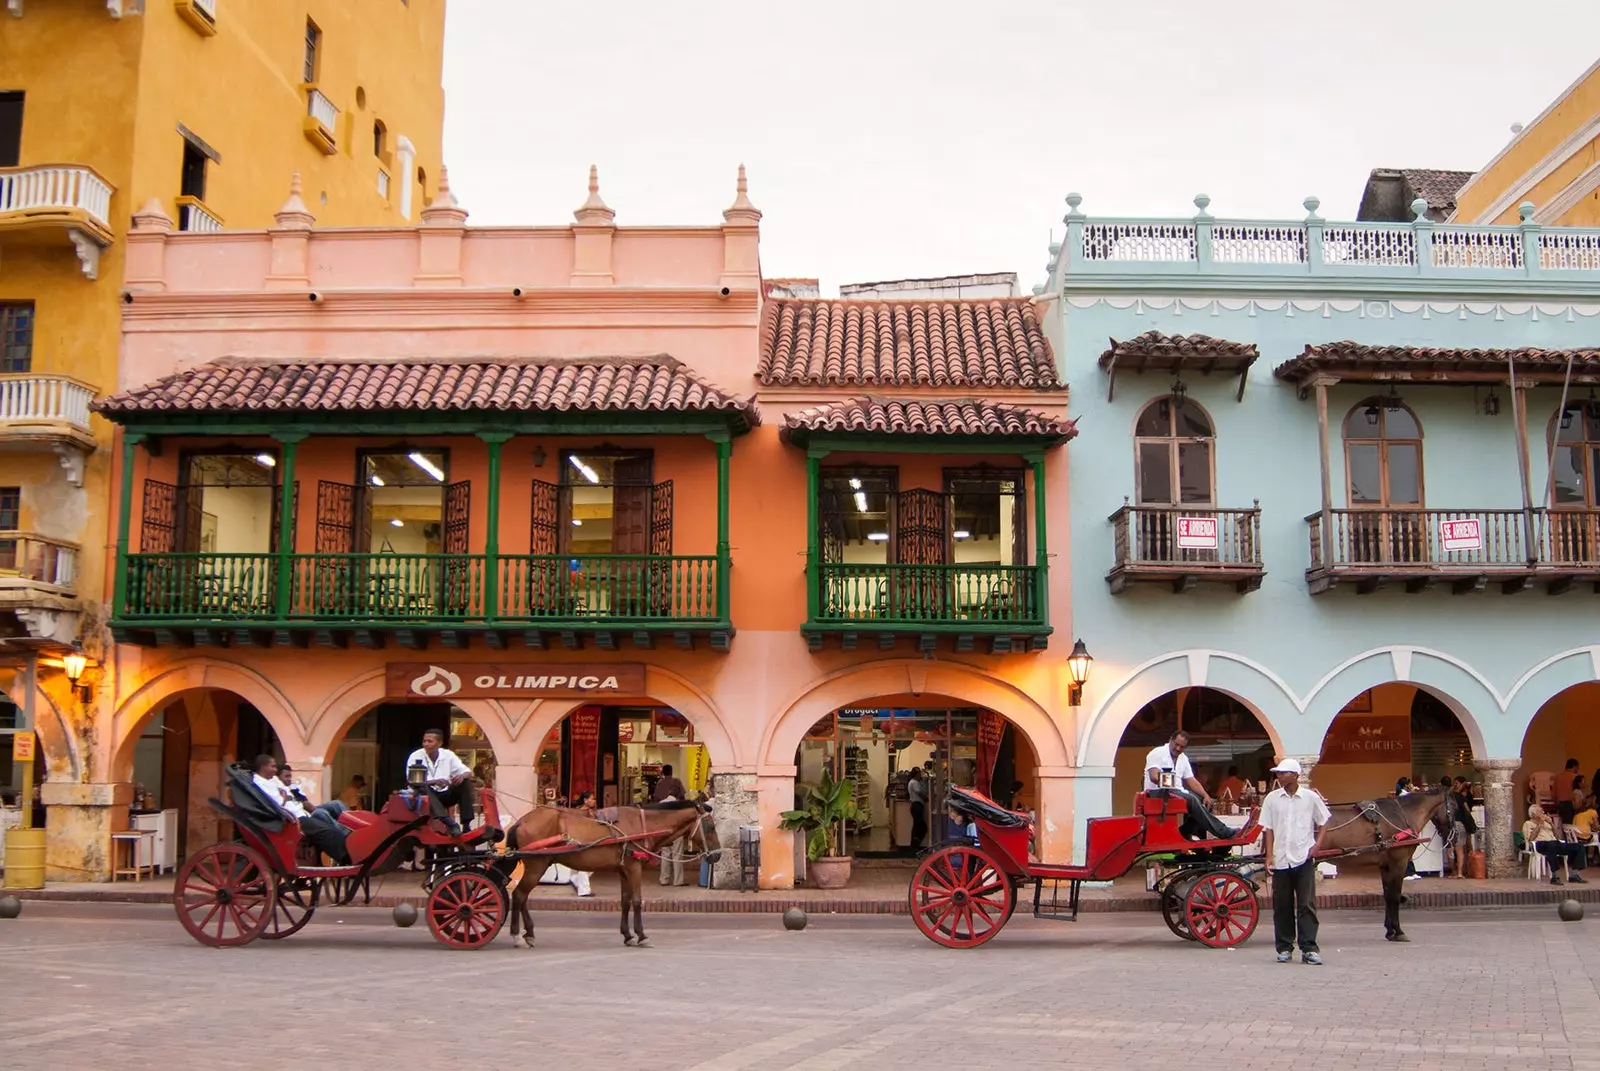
(1176, 517, 1219, 550)
(1439, 519, 1482, 552)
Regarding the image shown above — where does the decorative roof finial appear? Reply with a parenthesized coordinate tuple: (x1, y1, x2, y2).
(1193, 193, 1212, 220)
(574, 164, 615, 224)
(1063, 192, 1085, 221)
(274, 172, 315, 230)
(421, 165, 469, 226)
(1518, 201, 1537, 223)
(131, 196, 174, 233)
(1303, 195, 1322, 221)
(1410, 196, 1430, 221)
(723, 163, 761, 224)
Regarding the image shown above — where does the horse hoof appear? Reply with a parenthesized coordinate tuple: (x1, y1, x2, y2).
(521, 937, 535, 949)
(1386, 932, 1409, 942)
(623, 936, 635, 947)
(635, 938, 651, 949)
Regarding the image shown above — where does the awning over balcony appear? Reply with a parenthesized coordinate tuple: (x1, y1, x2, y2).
(780, 397, 1074, 448)
(93, 355, 759, 434)
(1098, 331, 1259, 401)
(1273, 342, 1600, 389)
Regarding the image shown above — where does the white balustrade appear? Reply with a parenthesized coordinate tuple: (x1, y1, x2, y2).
(0, 533, 78, 591)
(1431, 227, 1523, 270)
(307, 87, 339, 131)
(1082, 222, 1196, 262)
(1210, 223, 1308, 264)
(0, 374, 95, 432)
(0, 166, 113, 229)
(1321, 225, 1416, 267)
(377, 168, 390, 200)
(180, 200, 223, 233)
(1541, 231, 1600, 271)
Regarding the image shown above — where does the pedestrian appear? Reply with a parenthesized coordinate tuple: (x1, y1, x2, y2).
(1448, 776, 1478, 879)
(907, 768, 928, 850)
(1259, 757, 1331, 965)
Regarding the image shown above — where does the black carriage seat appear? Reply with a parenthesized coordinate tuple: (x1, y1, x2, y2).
(944, 785, 1029, 829)
(216, 763, 288, 834)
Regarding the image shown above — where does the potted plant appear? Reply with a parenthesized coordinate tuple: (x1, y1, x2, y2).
(780, 769, 858, 889)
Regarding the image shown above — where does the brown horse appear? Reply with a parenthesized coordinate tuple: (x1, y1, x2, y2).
(503, 801, 719, 948)
(1315, 786, 1451, 942)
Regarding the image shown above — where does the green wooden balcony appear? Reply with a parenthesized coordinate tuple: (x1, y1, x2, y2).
(113, 551, 730, 650)
(804, 562, 1050, 653)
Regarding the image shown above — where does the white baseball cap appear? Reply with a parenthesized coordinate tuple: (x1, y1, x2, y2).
(1270, 758, 1303, 775)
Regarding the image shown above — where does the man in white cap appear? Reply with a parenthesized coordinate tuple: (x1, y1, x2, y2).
(1259, 757, 1331, 965)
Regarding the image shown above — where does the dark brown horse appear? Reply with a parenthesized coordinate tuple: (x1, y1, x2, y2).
(1316, 786, 1451, 942)
(503, 801, 719, 948)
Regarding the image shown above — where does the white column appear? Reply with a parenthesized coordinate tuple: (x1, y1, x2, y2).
(395, 136, 417, 221)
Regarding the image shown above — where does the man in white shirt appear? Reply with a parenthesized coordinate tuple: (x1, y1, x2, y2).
(1143, 731, 1235, 841)
(405, 728, 475, 834)
(248, 754, 351, 863)
(1259, 757, 1332, 965)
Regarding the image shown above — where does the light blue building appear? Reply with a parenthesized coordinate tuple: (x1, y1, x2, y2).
(1043, 194, 1600, 875)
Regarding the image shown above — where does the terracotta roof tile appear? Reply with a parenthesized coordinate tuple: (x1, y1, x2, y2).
(1400, 169, 1474, 212)
(782, 397, 1074, 440)
(758, 298, 1060, 389)
(1098, 331, 1259, 370)
(95, 356, 756, 422)
(1273, 342, 1600, 385)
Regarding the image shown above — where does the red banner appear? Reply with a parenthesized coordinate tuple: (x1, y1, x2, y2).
(976, 710, 1007, 796)
(568, 706, 602, 797)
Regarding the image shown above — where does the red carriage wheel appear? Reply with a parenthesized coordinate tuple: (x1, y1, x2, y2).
(1160, 881, 1197, 942)
(908, 845, 1014, 949)
(174, 844, 276, 948)
(1183, 871, 1259, 948)
(262, 878, 317, 940)
(426, 869, 507, 950)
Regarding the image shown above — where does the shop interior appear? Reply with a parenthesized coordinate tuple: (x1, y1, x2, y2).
(539, 705, 710, 808)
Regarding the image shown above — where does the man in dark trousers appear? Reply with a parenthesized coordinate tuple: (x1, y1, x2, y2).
(1259, 757, 1331, 965)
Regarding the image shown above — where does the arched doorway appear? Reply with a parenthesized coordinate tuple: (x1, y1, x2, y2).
(1518, 682, 1600, 817)
(1313, 683, 1474, 803)
(533, 703, 713, 810)
(1113, 687, 1274, 813)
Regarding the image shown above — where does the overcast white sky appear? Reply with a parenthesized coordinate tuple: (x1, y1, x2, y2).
(441, 1, 1600, 294)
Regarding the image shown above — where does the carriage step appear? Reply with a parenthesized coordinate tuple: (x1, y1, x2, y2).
(1032, 878, 1081, 922)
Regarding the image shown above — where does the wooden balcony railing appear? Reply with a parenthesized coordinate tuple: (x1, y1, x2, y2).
(117, 551, 725, 625)
(0, 532, 79, 591)
(1306, 508, 1600, 593)
(1108, 503, 1264, 593)
(812, 563, 1044, 627)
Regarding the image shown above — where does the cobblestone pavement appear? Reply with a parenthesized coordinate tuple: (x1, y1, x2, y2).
(4, 902, 1600, 1070)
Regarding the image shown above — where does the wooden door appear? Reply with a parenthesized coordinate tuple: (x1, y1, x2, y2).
(893, 489, 948, 620)
(611, 456, 652, 554)
(314, 481, 356, 615)
(137, 479, 178, 612)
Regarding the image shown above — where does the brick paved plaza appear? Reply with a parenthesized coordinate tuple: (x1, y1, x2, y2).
(3, 901, 1600, 1070)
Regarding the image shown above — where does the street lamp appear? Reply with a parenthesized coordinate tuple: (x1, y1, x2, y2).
(1066, 639, 1093, 706)
(62, 641, 89, 703)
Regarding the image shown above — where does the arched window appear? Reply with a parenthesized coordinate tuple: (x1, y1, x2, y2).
(1134, 395, 1215, 506)
(1548, 404, 1600, 561)
(1343, 400, 1423, 508)
(373, 119, 387, 158)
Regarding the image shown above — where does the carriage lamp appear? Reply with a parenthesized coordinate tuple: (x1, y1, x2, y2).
(407, 759, 428, 789)
(1066, 639, 1093, 706)
(62, 641, 92, 705)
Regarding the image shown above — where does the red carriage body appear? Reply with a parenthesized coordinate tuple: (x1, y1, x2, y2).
(910, 786, 1263, 949)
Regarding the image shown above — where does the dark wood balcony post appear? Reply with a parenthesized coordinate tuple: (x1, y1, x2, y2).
(1312, 375, 1337, 567)
(112, 430, 145, 619)
(1029, 451, 1048, 622)
(805, 448, 824, 622)
(478, 431, 512, 621)
(1510, 380, 1538, 564)
(272, 432, 306, 619)
(714, 434, 732, 622)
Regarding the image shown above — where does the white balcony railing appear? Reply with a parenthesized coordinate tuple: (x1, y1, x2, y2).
(377, 169, 390, 200)
(0, 165, 113, 229)
(307, 87, 339, 131)
(0, 374, 95, 433)
(0, 532, 78, 592)
(179, 198, 223, 233)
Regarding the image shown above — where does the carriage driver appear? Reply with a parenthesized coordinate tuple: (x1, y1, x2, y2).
(406, 728, 475, 835)
(1144, 730, 1236, 841)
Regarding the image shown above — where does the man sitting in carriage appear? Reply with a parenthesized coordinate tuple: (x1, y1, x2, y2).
(1144, 730, 1237, 842)
(249, 754, 353, 863)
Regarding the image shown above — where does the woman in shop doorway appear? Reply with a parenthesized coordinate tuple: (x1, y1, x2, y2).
(907, 768, 929, 851)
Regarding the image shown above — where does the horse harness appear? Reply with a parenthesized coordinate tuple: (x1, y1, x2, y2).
(1324, 798, 1429, 859)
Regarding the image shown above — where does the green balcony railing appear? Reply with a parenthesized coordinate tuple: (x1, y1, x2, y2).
(498, 554, 720, 622)
(117, 551, 724, 626)
(813, 563, 1044, 627)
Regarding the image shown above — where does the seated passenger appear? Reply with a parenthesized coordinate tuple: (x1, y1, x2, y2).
(1144, 730, 1236, 841)
(250, 755, 351, 864)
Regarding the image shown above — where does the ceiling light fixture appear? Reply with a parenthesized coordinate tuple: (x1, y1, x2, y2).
(854, 491, 869, 513)
(867, 532, 889, 542)
(953, 529, 971, 539)
(569, 456, 601, 484)
(849, 477, 862, 490)
(391, 518, 404, 527)
(255, 453, 276, 467)
(408, 452, 445, 481)
(572, 518, 583, 526)
(370, 474, 385, 486)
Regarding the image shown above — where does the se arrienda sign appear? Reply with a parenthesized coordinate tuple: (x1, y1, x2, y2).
(387, 663, 646, 699)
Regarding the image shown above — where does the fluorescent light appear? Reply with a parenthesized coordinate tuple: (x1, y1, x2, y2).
(572, 518, 583, 526)
(254, 453, 276, 467)
(849, 477, 862, 490)
(953, 530, 971, 539)
(854, 491, 869, 513)
(370, 475, 385, 486)
(390, 518, 403, 527)
(569, 456, 600, 484)
(408, 451, 445, 481)
(867, 532, 889, 542)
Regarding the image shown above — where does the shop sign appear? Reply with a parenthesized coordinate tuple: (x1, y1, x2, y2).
(1439, 518, 1482, 552)
(975, 710, 1006, 794)
(1177, 517, 1219, 550)
(568, 707, 601, 797)
(686, 744, 710, 793)
(1322, 715, 1410, 765)
(12, 731, 35, 762)
(388, 663, 646, 699)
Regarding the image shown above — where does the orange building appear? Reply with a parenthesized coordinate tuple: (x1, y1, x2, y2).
(38, 168, 1078, 888)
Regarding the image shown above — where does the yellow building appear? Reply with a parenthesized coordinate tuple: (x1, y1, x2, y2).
(1453, 58, 1600, 226)
(0, 1, 446, 812)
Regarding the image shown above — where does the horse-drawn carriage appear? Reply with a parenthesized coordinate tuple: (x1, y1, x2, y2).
(173, 765, 671, 950)
(910, 785, 1266, 949)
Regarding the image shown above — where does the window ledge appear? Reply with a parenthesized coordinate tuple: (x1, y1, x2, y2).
(174, 0, 218, 37)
